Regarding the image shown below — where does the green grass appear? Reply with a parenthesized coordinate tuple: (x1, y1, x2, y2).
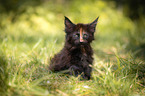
(0, 1, 145, 96)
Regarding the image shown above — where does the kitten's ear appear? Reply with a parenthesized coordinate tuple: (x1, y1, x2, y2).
(65, 16, 75, 29)
(89, 16, 99, 32)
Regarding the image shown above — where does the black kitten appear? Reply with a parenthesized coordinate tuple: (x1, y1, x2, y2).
(49, 16, 99, 80)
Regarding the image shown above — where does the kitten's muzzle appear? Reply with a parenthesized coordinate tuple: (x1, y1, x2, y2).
(79, 41, 87, 45)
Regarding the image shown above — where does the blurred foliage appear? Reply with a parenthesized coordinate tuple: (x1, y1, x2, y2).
(0, 0, 43, 12)
(114, 0, 145, 20)
(126, 17, 145, 59)
(1, 0, 144, 20)
(0, 0, 144, 58)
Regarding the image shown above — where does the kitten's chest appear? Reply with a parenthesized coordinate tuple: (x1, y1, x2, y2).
(70, 48, 88, 63)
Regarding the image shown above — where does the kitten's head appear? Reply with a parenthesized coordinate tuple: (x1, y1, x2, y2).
(65, 16, 99, 46)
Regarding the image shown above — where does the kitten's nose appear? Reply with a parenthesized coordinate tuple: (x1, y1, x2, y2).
(80, 39, 84, 43)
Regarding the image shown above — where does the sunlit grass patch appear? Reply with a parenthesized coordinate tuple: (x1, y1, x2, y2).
(92, 59, 136, 95)
(0, 38, 144, 95)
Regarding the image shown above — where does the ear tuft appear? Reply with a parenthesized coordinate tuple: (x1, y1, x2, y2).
(89, 16, 99, 32)
(65, 16, 75, 29)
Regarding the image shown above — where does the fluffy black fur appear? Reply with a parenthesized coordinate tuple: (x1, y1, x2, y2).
(49, 16, 99, 80)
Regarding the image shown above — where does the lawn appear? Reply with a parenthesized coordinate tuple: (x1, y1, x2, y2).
(0, 1, 145, 96)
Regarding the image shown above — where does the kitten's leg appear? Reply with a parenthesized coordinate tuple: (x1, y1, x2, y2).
(83, 65, 92, 80)
(69, 65, 81, 76)
(49, 63, 68, 72)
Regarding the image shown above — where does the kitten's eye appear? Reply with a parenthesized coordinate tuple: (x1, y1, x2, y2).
(83, 34, 89, 39)
(73, 34, 79, 38)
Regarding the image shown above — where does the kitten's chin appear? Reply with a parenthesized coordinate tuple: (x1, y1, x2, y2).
(80, 45, 85, 48)
(75, 43, 87, 47)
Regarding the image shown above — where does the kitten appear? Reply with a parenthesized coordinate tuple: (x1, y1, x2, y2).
(49, 16, 99, 80)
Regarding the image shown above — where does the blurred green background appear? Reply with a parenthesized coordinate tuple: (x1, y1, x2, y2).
(0, 0, 145, 58)
(0, 0, 145, 95)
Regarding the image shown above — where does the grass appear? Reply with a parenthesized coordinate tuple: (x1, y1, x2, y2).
(0, 1, 145, 96)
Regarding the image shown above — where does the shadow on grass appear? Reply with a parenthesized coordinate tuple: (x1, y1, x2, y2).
(128, 43, 145, 60)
